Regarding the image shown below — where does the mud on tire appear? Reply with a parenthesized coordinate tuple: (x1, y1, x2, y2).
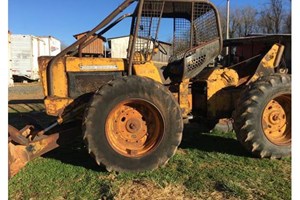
(82, 76, 183, 172)
(233, 73, 291, 159)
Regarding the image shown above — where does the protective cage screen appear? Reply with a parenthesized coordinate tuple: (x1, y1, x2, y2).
(133, 1, 165, 63)
(131, 1, 219, 64)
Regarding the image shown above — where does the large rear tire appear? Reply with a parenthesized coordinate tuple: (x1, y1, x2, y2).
(82, 76, 183, 172)
(233, 74, 291, 158)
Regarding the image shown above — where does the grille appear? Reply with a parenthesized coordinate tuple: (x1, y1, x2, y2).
(187, 54, 206, 72)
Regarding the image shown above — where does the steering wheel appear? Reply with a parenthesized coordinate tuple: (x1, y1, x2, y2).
(151, 37, 168, 55)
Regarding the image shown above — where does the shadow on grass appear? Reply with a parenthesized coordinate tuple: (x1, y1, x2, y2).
(180, 123, 252, 158)
(43, 123, 107, 173)
(8, 98, 106, 173)
(43, 122, 252, 172)
(8, 104, 251, 173)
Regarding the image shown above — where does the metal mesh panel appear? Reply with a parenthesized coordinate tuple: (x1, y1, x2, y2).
(133, 1, 165, 63)
(171, 3, 218, 55)
(184, 3, 219, 73)
(173, 3, 191, 55)
(193, 3, 218, 45)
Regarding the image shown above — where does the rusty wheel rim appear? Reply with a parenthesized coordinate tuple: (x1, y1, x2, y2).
(105, 99, 164, 158)
(262, 95, 291, 145)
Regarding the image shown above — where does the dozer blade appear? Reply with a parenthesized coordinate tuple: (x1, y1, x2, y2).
(8, 125, 59, 178)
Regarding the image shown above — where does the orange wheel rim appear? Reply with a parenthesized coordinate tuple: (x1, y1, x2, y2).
(105, 99, 164, 158)
(262, 95, 291, 145)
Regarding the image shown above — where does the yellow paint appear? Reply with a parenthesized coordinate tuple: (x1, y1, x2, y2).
(44, 97, 73, 116)
(250, 74, 260, 83)
(39, 56, 128, 116)
(38, 56, 164, 117)
(66, 57, 126, 72)
(153, 48, 159, 54)
(196, 68, 239, 118)
(38, 56, 68, 97)
(53, 59, 69, 97)
(206, 90, 237, 119)
(133, 52, 146, 63)
(133, 62, 162, 83)
(248, 44, 284, 83)
(38, 56, 52, 96)
(261, 44, 281, 69)
(179, 79, 192, 117)
(205, 68, 239, 118)
(39, 56, 127, 97)
(205, 68, 239, 99)
(30, 134, 59, 156)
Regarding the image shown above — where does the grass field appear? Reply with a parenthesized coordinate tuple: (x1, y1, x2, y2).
(8, 123, 291, 199)
(8, 84, 291, 200)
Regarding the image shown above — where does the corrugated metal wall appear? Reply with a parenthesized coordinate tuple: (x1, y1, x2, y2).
(75, 34, 104, 55)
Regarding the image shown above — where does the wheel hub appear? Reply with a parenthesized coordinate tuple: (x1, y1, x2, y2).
(106, 100, 163, 158)
(262, 96, 291, 145)
(126, 118, 142, 133)
(116, 108, 147, 143)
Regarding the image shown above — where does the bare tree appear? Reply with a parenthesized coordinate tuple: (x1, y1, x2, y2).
(271, 0, 284, 33)
(218, 6, 242, 38)
(219, 6, 257, 38)
(283, 13, 291, 33)
(238, 6, 258, 36)
(258, 0, 284, 33)
(258, 10, 274, 33)
(218, 0, 291, 36)
(229, 8, 242, 38)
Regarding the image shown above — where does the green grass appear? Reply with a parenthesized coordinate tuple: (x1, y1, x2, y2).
(8, 102, 291, 200)
(9, 127, 291, 200)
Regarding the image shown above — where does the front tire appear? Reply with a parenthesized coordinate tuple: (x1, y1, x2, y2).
(82, 76, 183, 172)
(233, 74, 291, 158)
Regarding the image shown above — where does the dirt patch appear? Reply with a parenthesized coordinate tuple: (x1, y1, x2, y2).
(198, 191, 241, 200)
(114, 180, 240, 200)
(115, 180, 195, 200)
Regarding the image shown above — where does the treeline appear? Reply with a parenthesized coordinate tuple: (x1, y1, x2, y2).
(219, 0, 291, 38)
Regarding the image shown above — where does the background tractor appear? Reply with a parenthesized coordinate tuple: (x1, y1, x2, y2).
(8, 0, 291, 177)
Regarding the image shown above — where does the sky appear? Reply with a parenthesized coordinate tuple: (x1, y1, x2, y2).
(8, 0, 291, 46)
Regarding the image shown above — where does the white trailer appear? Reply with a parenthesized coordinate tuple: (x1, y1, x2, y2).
(38, 36, 61, 56)
(8, 32, 14, 87)
(10, 34, 61, 81)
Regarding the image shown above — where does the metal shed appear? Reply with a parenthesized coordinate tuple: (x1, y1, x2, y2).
(73, 31, 106, 56)
(108, 35, 172, 63)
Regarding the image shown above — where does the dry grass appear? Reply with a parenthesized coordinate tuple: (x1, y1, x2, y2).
(115, 180, 193, 200)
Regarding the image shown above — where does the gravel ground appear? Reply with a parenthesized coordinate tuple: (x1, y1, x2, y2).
(9, 82, 44, 101)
